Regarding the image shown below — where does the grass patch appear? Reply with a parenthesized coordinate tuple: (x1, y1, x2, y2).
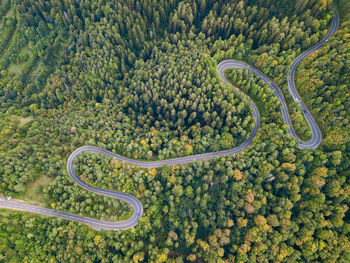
(7, 46, 32, 74)
(4, 7, 13, 18)
(25, 175, 54, 205)
(19, 46, 30, 56)
(19, 116, 33, 126)
(8, 62, 25, 74)
(29, 59, 43, 80)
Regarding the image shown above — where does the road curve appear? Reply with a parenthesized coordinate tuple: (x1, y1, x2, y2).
(288, 5, 339, 148)
(220, 5, 338, 149)
(0, 7, 339, 230)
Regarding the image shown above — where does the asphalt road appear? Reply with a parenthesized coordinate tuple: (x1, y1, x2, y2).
(288, 5, 339, 148)
(0, 7, 339, 230)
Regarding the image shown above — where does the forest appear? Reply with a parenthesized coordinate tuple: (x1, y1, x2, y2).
(0, 0, 349, 262)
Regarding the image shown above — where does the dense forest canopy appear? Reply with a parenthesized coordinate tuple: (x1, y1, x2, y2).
(0, 0, 349, 262)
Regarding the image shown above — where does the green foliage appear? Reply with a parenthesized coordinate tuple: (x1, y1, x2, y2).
(0, 0, 349, 262)
(295, 13, 350, 149)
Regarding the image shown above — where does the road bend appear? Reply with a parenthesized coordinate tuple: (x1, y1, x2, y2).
(0, 7, 339, 230)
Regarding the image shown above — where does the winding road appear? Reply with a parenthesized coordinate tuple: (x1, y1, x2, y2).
(0, 6, 339, 230)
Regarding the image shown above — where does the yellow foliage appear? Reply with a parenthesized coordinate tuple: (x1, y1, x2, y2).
(29, 104, 38, 112)
(319, 240, 326, 251)
(138, 184, 145, 193)
(320, 0, 327, 9)
(237, 217, 248, 228)
(156, 253, 167, 263)
(197, 239, 210, 251)
(277, 248, 289, 261)
(169, 175, 177, 184)
(233, 169, 243, 181)
(312, 167, 328, 178)
(285, 211, 292, 219)
(244, 229, 255, 242)
(168, 230, 178, 241)
(133, 252, 144, 262)
(325, 128, 348, 146)
(51, 202, 56, 209)
(227, 219, 234, 227)
(163, 206, 168, 214)
(311, 175, 326, 188)
(238, 242, 251, 255)
(257, 242, 268, 251)
(183, 144, 193, 155)
(2, 128, 11, 134)
(281, 162, 296, 172)
(254, 215, 267, 227)
(187, 254, 196, 262)
(75, 246, 83, 255)
(94, 235, 102, 246)
(110, 159, 121, 168)
(148, 168, 157, 176)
